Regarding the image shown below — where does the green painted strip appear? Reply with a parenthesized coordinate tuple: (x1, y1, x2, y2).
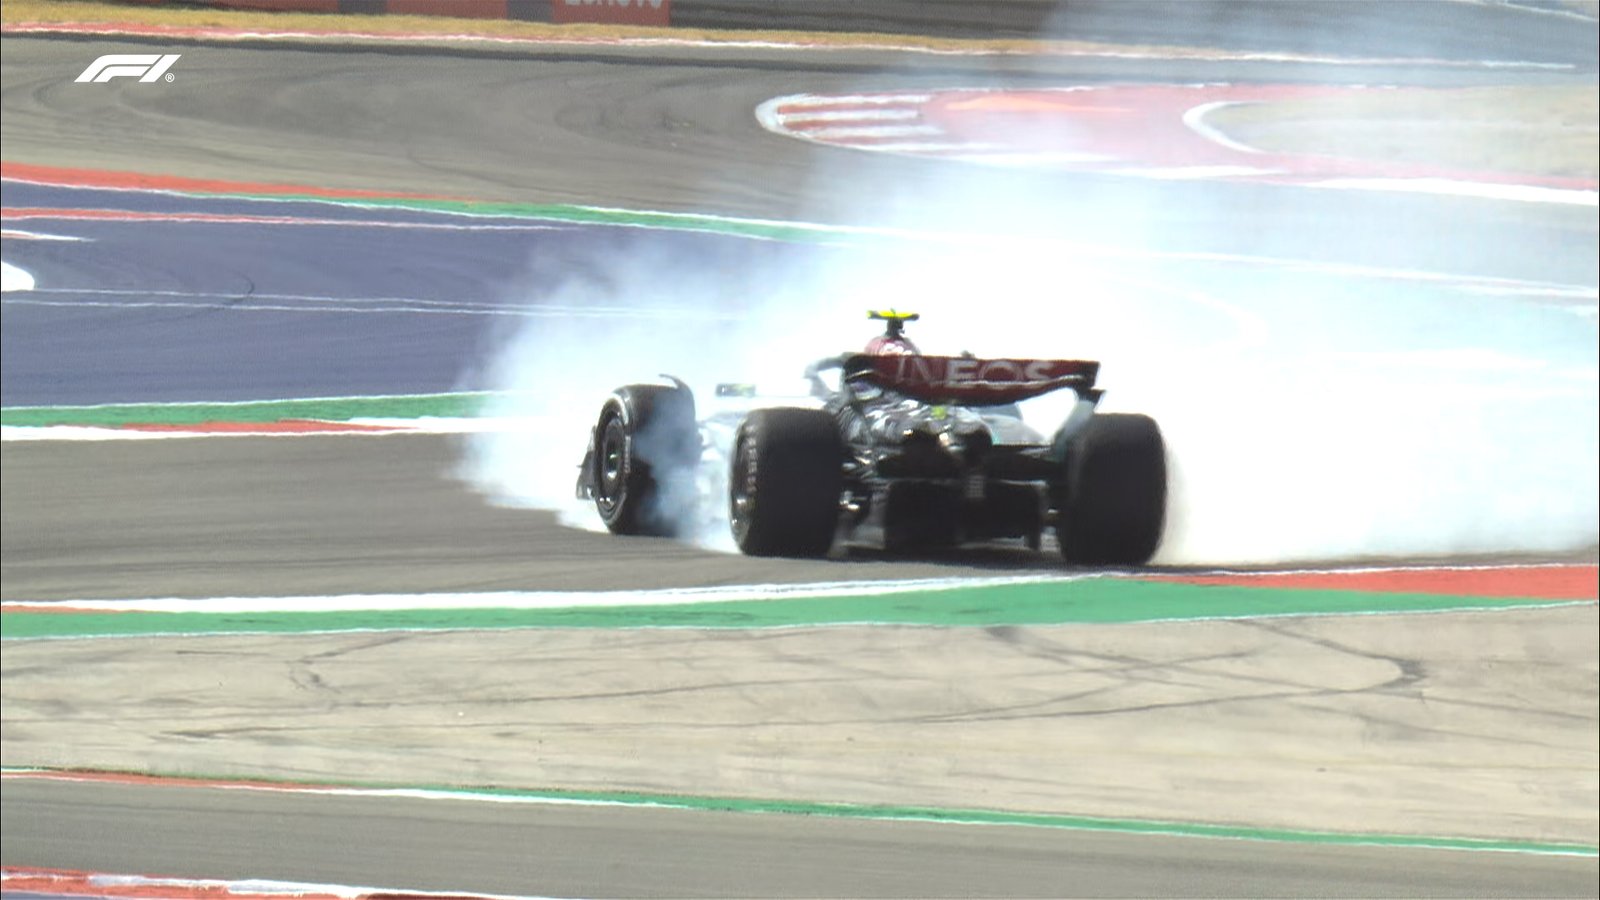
(394, 198, 843, 242)
(215, 191, 848, 243)
(14, 769, 1593, 856)
(0, 393, 491, 427)
(410, 784, 1600, 856)
(3, 580, 1584, 639)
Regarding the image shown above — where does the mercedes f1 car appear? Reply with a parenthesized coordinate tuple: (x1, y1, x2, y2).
(575, 311, 1166, 565)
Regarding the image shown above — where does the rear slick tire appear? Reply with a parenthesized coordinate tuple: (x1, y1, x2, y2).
(729, 408, 844, 558)
(1056, 413, 1166, 566)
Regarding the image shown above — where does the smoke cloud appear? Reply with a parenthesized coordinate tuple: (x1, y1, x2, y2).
(458, 18, 1597, 567)
(459, 214, 1597, 565)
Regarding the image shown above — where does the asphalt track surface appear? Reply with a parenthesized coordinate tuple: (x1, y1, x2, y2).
(1, 35, 1596, 285)
(3, 10, 1599, 899)
(4, 778, 1596, 899)
(1, 181, 821, 406)
(2, 435, 1036, 599)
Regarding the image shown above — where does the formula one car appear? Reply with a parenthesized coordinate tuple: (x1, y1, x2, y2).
(575, 311, 1166, 565)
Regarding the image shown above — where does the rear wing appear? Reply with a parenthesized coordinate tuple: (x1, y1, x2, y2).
(844, 354, 1100, 406)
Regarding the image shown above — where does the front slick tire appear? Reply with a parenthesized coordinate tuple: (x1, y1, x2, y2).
(592, 384, 697, 536)
(1056, 413, 1167, 566)
(729, 408, 843, 558)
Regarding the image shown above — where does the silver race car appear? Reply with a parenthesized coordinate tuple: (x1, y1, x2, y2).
(577, 310, 1166, 564)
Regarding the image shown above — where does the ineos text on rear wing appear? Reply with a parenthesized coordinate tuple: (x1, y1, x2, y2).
(845, 354, 1100, 406)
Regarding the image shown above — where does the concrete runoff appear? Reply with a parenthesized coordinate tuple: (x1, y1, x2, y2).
(3, 605, 1594, 846)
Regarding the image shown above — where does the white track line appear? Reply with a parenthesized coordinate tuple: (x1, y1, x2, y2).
(1, 213, 566, 232)
(5, 564, 1587, 615)
(796, 124, 944, 141)
(1, 228, 89, 241)
(0, 417, 536, 442)
(0, 576, 1093, 614)
(3, 287, 741, 320)
(0, 425, 411, 442)
(776, 108, 922, 124)
(1, 391, 490, 411)
(0, 864, 543, 900)
(1181, 100, 1267, 154)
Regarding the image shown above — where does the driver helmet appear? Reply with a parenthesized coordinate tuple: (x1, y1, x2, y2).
(865, 334, 920, 356)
